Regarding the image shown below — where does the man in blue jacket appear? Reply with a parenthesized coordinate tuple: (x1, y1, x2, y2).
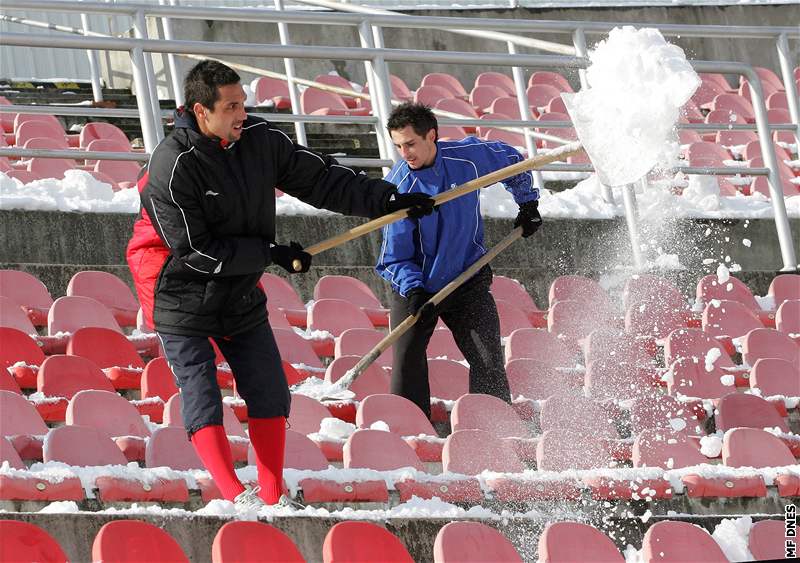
(376, 103, 542, 419)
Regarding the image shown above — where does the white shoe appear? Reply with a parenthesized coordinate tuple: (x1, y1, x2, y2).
(276, 494, 306, 510)
(233, 486, 266, 511)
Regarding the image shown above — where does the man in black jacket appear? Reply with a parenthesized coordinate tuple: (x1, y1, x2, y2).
(127, 60, 433, 509)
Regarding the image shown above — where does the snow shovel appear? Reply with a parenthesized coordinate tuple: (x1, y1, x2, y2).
(320, 226, 524, 401)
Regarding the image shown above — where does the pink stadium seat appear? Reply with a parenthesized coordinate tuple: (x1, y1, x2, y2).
(742, 139, 791, 161)
(549, 275, 611, 309)
(752, 66, 785, 89)
(14, 120, 66, 147)
(529, 71, 573, 93)
(583, 329, 652, 366)
(0, 436, 24, 468)
(253, 76, 291, 109)
(48, 294, 123, 335)
(13, 113, 63, 134)
(479, 126, 525, 148)
(488, 97, 521, 119)
(547, 95, 569, 115)
(23, 136, 69, 150)
(414, 85, 456, 107)
(287, 393, 331, 436)
(344, 428, 423, 471)
(504, 327, 579, 366)
(38, 354, 115, 399)
(677, 129, 703, 145)
(452, 393, 534, 461)
(356, 394, 440, 461)
(429, 359, 469, 420)
(723, 427, 795, 468)
(748, 519, 786, 561)
(389, 75, 414, 102)
(66, 389, 150, 461)
(272, 328, 324, 374)
(85, 137, 131, 154)
(0, 520, 68, 563)
(767, 108, 792, 127)
(505, 358, 578, 400)
(711, 93, 755, 122)
(495, 299, 533, 336)
(95, 159, 141, 188)
(667, 357, 730, 399)
(537, 112, 578, 149)
(769, 273, 800, 305)
(428, 328, 465, 361)
(585, 358, 655, 400)
(750, 358, 800, 396)
(539, 392, 617, 438)
(249, 429, 328, 471)
(767, 91, 788, 110)
(0, 326, 44, 389)
(140, 358, 177, 422)
(537, 522, 623, 563)
(212, 521, 305, 563)
(776, 300, 800, 336)
(629, 395, 703, 435)
(548, 299, 614, 341)
(325, 355, 389, 401)
(260, 273, 307, 327)
(715, 129, 757, 147)
(0, 296, 39, 335)
(146, 425, 204, 470)
(67, 327, 144, 389)
(715, 392, 788, 432)
(313, 275, 389, 327)
(702, 299, 763, 345)
(0, 390, 49, 460)
(163, 392, 245, 441)
(323, 521, 413, 563)
(314, 74, 359, 108)
(442, 429, 525, 474)
(526, 84, 562, 110)
(79, 122, 129, 148)
(92, 520, 189, 563)
(536, 429, 611, 471)
(490, 275, 546, 327)
(421, 73, 468, 99)
(469, 85, 507, 112)
(433, 521, 522, 563)
(700, 73, 734, 93)
(741, 327, 799, 366)
(437, 126, 467, 141)
(27, 157, 73, 179)
(335, 328, 391, 369)
(308, 298, 374, 337)
(4, 169, 40, 184)
(434, 97, 479, 119)
(750, 175, 800, 199)
(301, 88, 369, 116)
(641, 521, 727, 563)
(664, 327, 734, 366)
(632, 430, 706, 469)
(0, 368, 21, 394)
(475, 72, 516, 95)
(44, 424, 127, 465)
(686, 141, 732, 167)
(622, 274, 685, 310)
(625, 299, 687, 341)
(739, 79, 781, 104)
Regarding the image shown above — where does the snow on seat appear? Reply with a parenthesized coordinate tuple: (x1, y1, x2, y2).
(451, 393, 536, 462)
(697, 274, 774, 326)
(629, 395, 704, 435)
(92, 520, 189, 563)
(356, 394, 442, 462)
(0, 269, 53, 326)
(667, 357, 734, 400)
(46, 425, 189, 503)
(701, 300, 763, 354)
(66, 389, 150, 462)
(0, 296, 64, 354)
(494, 299, 534, 337)
(750, 358, 800, 396)
(776, 300, 800, 339)
(536, 428, 611, 471)
(768, 273, 800, 306)
(140, 357, 178, 423)
(632, 429, 706, 469)
(0, 390, 48, 461)
(537, 522, 623, 563)
(504, 328, 580, 366)
(748, 519, 786, 561)
(211, 521, 304, 563)
(663, 328, 741, 384)
(37, 354, 115, 422)
(260, 273, 307, 327)
(433, 521, 522, 563)
(0, 520, 69, 563)
(490, 275, 547, 328)
(325, 355, 390, 402)
(428, 328, 465, 361)
(67, 270, 139, 327)
(505, 358, 579, 403)
(584, 357, 656, 400)
(272, 327, 325, 378)
(548, 299, 614, 341)
(322, 521, 414, 563)
(715, 392, 789, 433)
(583, 329, 653, 366)
(625, 298, 687, 342)
(0, 327, 45, 389)
(307, 298, 374, 356)
(741, 327, 799, 366)
(314, 275, 389, 328)
(429, 358, 469, 422)
(641, 521, 727, 563)
(67, 327, 145, 389)
(335, 328, 392, 369)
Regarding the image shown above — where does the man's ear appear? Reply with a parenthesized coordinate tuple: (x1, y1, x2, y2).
(426, 128, 437, 143)
(193, 102, 207, 119)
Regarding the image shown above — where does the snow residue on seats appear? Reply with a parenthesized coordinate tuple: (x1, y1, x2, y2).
(704, 348, 721, 372)
(712, 516, 755, 562)
(291, 376, 356, 401)
(700, 434, 724, 457)
(38, 500, 81, 513)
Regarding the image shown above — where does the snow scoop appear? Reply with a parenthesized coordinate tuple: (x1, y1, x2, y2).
(290, 143, 580, 271)
(319, 226, 523, 401)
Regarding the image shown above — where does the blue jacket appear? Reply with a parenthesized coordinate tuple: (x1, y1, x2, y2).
(376, 136, 538, 297)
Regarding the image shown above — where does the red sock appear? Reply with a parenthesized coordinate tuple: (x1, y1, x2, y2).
(190, 425, 245, 501)
(248, 416, 286, 504)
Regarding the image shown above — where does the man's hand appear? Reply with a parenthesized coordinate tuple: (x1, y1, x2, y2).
(514, 200, 542, 238)
(385, 191, 435, 219)
(406, 287, 436, 322)
(270, 242, 311, 274)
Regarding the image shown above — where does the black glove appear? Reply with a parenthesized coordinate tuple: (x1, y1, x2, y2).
(385, 191, 435, 219)
(406, 287, 436, 322)
(514, 200, 542, 238)
(270, 242, 311, 274)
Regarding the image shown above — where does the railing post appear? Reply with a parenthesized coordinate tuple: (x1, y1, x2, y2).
(370, 22, 396, 168)
(159, 0, 184, 108)
(776, 33, 800, 145)
(130, 47, 160, 152)
(748, 68, 797, 271)
(273, 0, 307, 146)
(623, 180, 645, 270)
(133, 9, 164, 142)
(80, 13, 104, 102)
(507, 41, 545, 191)
(358, 21, 392, 170)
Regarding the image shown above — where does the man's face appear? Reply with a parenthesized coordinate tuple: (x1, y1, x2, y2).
(194, 83, 248, 142)
(390, 125, 437, 169)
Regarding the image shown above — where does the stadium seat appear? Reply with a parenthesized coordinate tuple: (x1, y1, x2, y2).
(433, 521, 522, 563)
(38, 354, 115, 399)
(585, 358, 655, 400)
(548, 299, 614, 341)
(4, 169, 41, 184)
(428, 358, 469, 421)
(67, 327, 144, 389)
(667, 356, 731, 399)
(325, 355, 390, 401)
(0, 390, 49, 460)
(549, 275, 611, 309)
(583, 329, 653, 366)
(768, 273, 800, 305)
(469, 84, 507, 112)
(742, 139, 791, 162)
(95, 159, 141, 188)
(22, 136, 70, 151)
(322, 521, 414, 563)
(629, 395, 703, 435)
(434, 97, 479, 121)
(141, 357, 179, 402)
(0, 520, 68, 563)
(414, 85, 455, 107)
(287, 393, 330, 435)
(163, 392, 246, 444)
(748, 519, 786, 561)
(66, 389, 150, 461)
(490, 275, 546, 327)
(272, 328, 325, 376)
(442, 429, 524, 474)
(723, 427, 795, 468)
(711, 93, 755, 122)
(79, 121, 129, 148)
(475, 71, 516, 95)
(540, 392, 618, 438)
(505, 358, 578, 401)
(479, 126, 525, 148)
(13, 113, 64, 135)
(335, 328, 392, 368)
(624, 299, 687, 341)
(715, 129, 757, 147)
(686, 141, 733, 167)
(776, 300, 800, 336)
(526, 84, 562, 111)
(536, 428, 611, 471)
(0, 436, 24, 469)
(752, 66, 785, 89)
(66, 270, 139, 327)
(344, 428, 424, 471)
(487, 97, 521, 119)
(301, 88, 369, 116)
(421, 72, 468, 99)
(48, 294, 123, 335)
(0, 368, 21, 394)
(260, 273, 307, 327)
(253, 76, 292, 109)
(356, 394, 441, 461)
(504, 328, 579, 366)
(211, 521, 305, 563)
(0, 327, 45, 388)
(27, 157, 74, 180)
(0, 296, 65, 353)
(641, 521, 727, 563)
(14, 119, 66, 147)
(767, 91, 788, 110)
(437, 126, 468, 141)
(388, 75, 414, 101)
(529, 71, 573, 93)
(494, 299, 533, 336)
(307, 298, 374, 355)
(750, 358, 800, 396)
(702, 300, 763, 348)
(716, 392, 788, 433)
(664, 327, 734, 366)
(677, 129, 703, 146)
(146, 426, 204, 470)
(428, 328, 465, 361)
(741, 327, 799, 366)
(261, 429, 328, 471)
(451, 393, 534, 460)
(313, 275, 389, 327)
(537, 522, 623, 563)
(44, 423, 129, 466)
(632, 429, 707, 469)
(92, 520, 189, 563)
(547, 95, 569, 114)
(700, 72, 734, 92)
(622, 273, 685, 310)
(314, 74, 359, 108)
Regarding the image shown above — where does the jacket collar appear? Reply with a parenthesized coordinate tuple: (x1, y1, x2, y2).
(409, 141, 445, 177)
(174, 107, 238, 152)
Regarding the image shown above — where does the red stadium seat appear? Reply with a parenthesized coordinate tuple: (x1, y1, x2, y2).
(528, 71, 573, 93)
(95, 159, 140, 188)
(715, 129, 757, 147)
(741, 327, 799, 366)
(48, 295, 123, 335)
(0, 390, 49, 460)
(742, 139, 791, 162)
(767, 91, 788, 110)
(261, 429, 328, 471)
(314, 74, 359, 108)
(494, 299, 533, 336)
(739, 79, 781, 104)
(66, 270, 139, 327)
(1, 436, 24, 468)
(335, 328, 391, 369)
(421, 73, 468, 99)
(749, 519, 786, 561)
(769, 274, 800, 305)
(287, 393, 330, 436)
(702, 300, 763, 346)
(488, 97, 521, 119)
(434, 97, 479, 119)
(433, 521, 522, 563)
(323, 521, 413, 563)
(692, 79, 730, 107)
(79, 122, 129, 148)
(325, 355, 389, 402)
(630, 395, 703, 435)
(211, 521, 304, 563)
(4, 169, 41, 184)
(301, 88, 369, 116)
(664, 327, 734, 366)
(504, 327, 579, 366)
(67, 327, 144, 389)
(526, 84, 562, 110)
(632, 430, 707, 469)
(437, 125, 467, 141)
(146, 426, 204, 471)
(0, 296, 65, 353)
(536, 428, 611, 471)
(625, 299, 687, 341)
(475, 71, 516, 96)
(686, 141, 732, 167)
(469, 85, 507, 113)
(641, 521, 727, 563)
(723, 427, 795, 468)
(583, 329, 652, 366)
(549, 275, 611, 309)
(141, 357, 179, 402)
(442, 429, 524, 474)
(38, 354, 115, 399)
(750, 358, 800, 396)
(428, 328, 465, 361)
(478, 126, 525, 148)
(308, 298, 374, 355)
(0, 368, 21, 394)
(356, 394, 441, 461)
(27, 157, 74, 180)
(14, 119, 66, 147)
(547, 95, 569, 115)
(92, 520, 189, 563)
(537, 522, 623, 563)
(0, 327, 45, 388)
(344, 428, 423, 471)
(429, 359, 468, 421)
(0, 520, 68, 563)
(716, 392, 788, 433)
(490, 275, 546, 327)
(272, 327, 324, 375)
(253, 76, 291, 109)
(44, 423, 127, 465)
(414, 85, 455, 107)
(452, 393, 534, 461)
(667, 356, 730, 399)
(163, 392, 246, 442)
(389, 75, 414, 102)
(711, 93, 755, 122)
(505, 358, 578, 401)
(700, 73, 734, 93)
(776, 300, 800, 336)
(540, 392, 618, 438)
(585, 358, 655, 400)
(260, 273, 307, 327)
(313, 275, 388, 327)
(22, 135, 69, 150)
(548, 299, 614, 341)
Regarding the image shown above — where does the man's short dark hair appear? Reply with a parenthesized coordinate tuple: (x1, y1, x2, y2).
(387, 103, 438, 139)
(184, 60, 241, 112)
